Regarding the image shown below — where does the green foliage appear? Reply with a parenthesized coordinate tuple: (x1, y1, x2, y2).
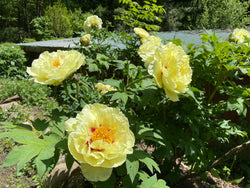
(0, 78, 57, 110)
(0, 110, 68, 179)
(30, 17, 53, 41)
(0, 43, 27, 78)
(45, 1, 73, 38)
(197, 0, 250, 29)
(70, 10, 91, 37)
(1, 19, 250, 187)
(0, 27, 26, 43)
(115, 0, 165, 31)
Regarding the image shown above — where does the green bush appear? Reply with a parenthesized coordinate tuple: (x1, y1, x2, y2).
(0, 27, 27, 43)
(30, 16, 53, 41)
(45, 1, 73, 38)
(0, 78, 57, 110)
(114, 0, 165, 31)
(197, 0, 250, 29)
(0, 43, 27, 78)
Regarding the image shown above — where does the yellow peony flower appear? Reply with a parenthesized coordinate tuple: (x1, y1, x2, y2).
(95, 83, 117, 94)
(233, 28, 250, 45)
(148, 42, 192, 102)
(80, 34, 91, 46)
(83, 15, 103, 33)
(134, 28, 150, 39)
(65, 103, 135, 182)
(26, 50, 85, 86)
(138, 35, 162, 68)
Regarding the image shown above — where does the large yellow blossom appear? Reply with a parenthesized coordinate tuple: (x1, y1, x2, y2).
(95, 83, 117, 94)
(138, 35, 162, 68)
(233, 28, 250, 45)
(148, 42, 192, 102)
(84, 15, 103, 33)
(65, 103, 135, 182)
(26, 50, 84, 86)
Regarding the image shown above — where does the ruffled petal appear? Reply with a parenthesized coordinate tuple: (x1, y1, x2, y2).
(80, 163, 112, 182)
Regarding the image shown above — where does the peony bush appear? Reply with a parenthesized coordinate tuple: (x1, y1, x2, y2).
(1, 15, 250, 187)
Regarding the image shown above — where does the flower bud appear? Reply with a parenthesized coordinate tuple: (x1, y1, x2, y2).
(80, 34, 91, 46)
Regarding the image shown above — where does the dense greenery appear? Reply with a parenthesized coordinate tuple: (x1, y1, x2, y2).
(0, 17, 250, 187)
(0, 0, 250, 187)
(1, 0, 250, 42)
(0, 43, 27, 78)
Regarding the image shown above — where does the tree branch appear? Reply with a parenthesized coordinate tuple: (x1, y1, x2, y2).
(208, 140, 250, 170)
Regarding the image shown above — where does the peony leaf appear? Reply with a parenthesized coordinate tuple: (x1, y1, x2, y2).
(126, 154, 139, 183)
(140, 174, 169, 188)
(2, 144, 42, 173)
(134, 150, 160, 173)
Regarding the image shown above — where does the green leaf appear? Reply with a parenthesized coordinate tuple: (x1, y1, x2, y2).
(138, 170, 150, 182)
(65, 152, 75, 171)
(229, 177, 244, 184)
(134, 150, 160, 173)
(103, 79, 122, 88)
(34, 158, 47, 179)
(110, 92, 128, 105)
(34, 146, 56, 178)
(11, 136, 47, 145)
(0, 129, 37, 139)
(2, 144, 42, 172)
(126, 154, 139, 183)
(88, 63, 99, 72)
(49, 126, 64, 137)
(32, 118, 49, 131)
(227, 97, 247, 116)
(140, 174, 169, 188)
(137, 125, 165, 146)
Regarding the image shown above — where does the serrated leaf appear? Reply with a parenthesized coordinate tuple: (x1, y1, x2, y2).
(126, 154, 139, 183)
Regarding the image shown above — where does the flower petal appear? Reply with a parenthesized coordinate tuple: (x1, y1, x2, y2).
(80, 163, 112, 182)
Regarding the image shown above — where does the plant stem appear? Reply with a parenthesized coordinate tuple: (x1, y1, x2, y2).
(126, 75, 153, 89)
(75, 81, 79, 100)
(208, 70, 231, 103)
(63, 81, 78, 102)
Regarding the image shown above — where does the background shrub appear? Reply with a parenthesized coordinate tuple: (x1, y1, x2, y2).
(0, 43, 27, 78)
(30, 17, 53, 41)
(44, 1, 73, 38)
(196, 0, 250, 29)
(0, 27, 27, 43)
(0, 79, 57, 110)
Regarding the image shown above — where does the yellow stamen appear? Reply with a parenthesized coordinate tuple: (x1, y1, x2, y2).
(92, 127, 113, 144)
(53, 59, 60, 68)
